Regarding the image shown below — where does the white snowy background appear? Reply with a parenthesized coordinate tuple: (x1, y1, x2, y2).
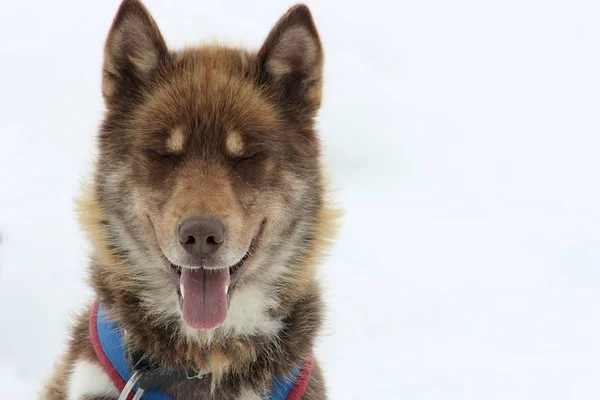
(1, 0, 599, 398)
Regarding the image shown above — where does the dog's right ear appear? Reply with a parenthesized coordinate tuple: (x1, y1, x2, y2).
(102, 0, 168, 104)
(257, 4, 324, 118)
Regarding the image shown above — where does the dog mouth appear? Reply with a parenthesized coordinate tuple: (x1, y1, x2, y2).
(168, 220, 265, 330)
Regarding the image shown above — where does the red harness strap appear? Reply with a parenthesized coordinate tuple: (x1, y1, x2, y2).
(89, 301, 136, 399)
(286, 358, 314, 400)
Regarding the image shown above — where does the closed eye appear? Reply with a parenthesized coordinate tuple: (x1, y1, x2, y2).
(144, 148, 178, 163)
(230, 153, 258, 167)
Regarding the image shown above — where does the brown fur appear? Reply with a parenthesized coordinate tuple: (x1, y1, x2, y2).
(42, 306, 96, 400)
(42, 1, 338, 399)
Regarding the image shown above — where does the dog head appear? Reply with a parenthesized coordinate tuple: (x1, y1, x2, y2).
(92, 0, 327, 335)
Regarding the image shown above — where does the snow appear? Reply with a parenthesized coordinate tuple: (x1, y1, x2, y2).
(1, 0, 600, 398)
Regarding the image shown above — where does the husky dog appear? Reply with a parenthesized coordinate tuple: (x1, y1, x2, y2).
(42, 0, 338, 399)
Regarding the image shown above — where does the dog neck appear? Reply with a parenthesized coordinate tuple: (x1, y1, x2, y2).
(75, 182, 337, 388)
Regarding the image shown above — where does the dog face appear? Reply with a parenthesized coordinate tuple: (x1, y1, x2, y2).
(95, 0, 324, 332)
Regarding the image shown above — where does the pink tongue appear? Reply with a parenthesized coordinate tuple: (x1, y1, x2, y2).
(181, 268, 229, 330)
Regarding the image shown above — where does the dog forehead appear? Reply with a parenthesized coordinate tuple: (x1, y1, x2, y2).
(138, 68, 277, 137)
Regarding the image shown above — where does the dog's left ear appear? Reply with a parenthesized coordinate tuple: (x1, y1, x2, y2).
(102, 0, 168, 105)
(257, 4, 324, 115)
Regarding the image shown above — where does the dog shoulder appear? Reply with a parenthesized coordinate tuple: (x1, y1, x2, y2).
(236, 387, 264, 400)
(41, 305, 119, 400)
(67, 359, 119, 400)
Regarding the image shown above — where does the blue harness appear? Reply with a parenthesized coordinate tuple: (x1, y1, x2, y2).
(90, 302, 308, 400)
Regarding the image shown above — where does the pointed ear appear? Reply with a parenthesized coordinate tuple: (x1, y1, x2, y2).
(102, 0, 168, 103)
(257, 4, 324, 114)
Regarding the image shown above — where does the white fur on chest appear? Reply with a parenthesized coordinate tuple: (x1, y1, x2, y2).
(67, 360, 119, 400)
(237, 387, 263, 400)
(67, 360, 265, 400)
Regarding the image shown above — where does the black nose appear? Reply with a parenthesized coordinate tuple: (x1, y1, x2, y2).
(178, 217, 225, 260)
